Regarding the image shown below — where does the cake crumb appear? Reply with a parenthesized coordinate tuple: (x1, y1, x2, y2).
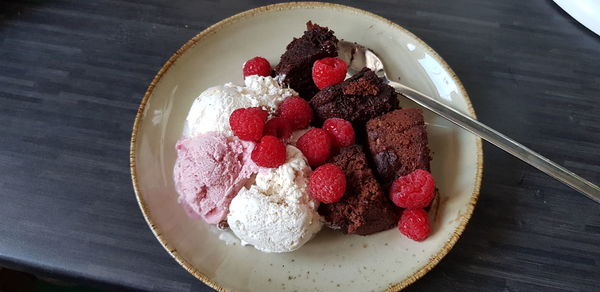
(342, 77, 380, 96)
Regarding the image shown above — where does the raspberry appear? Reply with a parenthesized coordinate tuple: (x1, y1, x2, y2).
(322, 118, 355, 148)
(296, 128, 332, 167)
(309, 163, 347, 203)
(251, 136, 287, 168)
(312, 57, 347, 89)
(229, 107, 268, 142)
(263, 117, 292, 141)
(245, 107, 269, 121)
(279, 96, 313, 130)
(242, 57, 272, 78)
(389, 169, 435, 209)
(398, 209, 431, 242)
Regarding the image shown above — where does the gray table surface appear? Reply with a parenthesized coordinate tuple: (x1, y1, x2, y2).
(1, 0, 599, 291)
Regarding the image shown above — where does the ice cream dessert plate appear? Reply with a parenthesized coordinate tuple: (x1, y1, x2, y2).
(130, 2, 482, 291)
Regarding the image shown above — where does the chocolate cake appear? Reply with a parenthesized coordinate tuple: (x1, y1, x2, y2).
(310, 68, 399, 127)
(366, 108, 432, 185)
(318, 145, 400, 235)
(274, 21, 338, 99)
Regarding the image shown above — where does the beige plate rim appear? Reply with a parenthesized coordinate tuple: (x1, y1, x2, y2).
(129, 2, 484, 291)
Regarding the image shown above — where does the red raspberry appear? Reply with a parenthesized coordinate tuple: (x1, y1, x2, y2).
(279, 96, 313, 130)
(309, 163, 347, 203)
(251, 136, 287, 168)
(229, 107, 268, 142)
(389, 169, 435, 209)
(398, 209, 431, 242)
(245, 107, 268, 121)
(296, 128, 332, 167)
(322, 118, 355, 148)
(263, 117, 292, 141)
(312, 57, 347, 89)
(242, 57, 271, 78)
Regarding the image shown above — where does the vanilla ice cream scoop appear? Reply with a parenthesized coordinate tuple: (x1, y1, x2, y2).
(183, 75, 297, 137)
(227, 146, 322, 253)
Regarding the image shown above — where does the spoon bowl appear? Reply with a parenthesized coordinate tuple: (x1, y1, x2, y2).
(337, 40, 600, 203)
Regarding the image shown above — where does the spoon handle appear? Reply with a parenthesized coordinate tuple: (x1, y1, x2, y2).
(389, 81, 600, 203)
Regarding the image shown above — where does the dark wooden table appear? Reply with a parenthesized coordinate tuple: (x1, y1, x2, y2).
(1, 0, 599, 291)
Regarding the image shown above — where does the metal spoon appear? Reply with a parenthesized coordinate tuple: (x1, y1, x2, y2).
(337, 40, 600, 203)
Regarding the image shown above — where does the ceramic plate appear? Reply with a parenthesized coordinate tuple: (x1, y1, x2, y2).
(130, 2, 482, 291)
(554, 0, 600, 36)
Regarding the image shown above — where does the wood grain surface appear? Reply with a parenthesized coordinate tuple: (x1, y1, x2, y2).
(0, 0, 599, 291)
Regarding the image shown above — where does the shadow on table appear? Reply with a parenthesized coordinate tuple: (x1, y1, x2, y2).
(0, 0, 46, 27)
(0, 267, 105, 292)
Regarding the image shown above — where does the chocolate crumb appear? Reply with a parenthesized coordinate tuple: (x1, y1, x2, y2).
(342, 77, 380, 96)
(217, 220, 229, 229)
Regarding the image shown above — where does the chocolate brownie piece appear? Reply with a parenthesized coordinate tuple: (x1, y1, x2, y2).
(318, 145, 400, 235)
(274, 21, 338, 99)
(366, 108, 432, 184)
(310, 68, 399, 127)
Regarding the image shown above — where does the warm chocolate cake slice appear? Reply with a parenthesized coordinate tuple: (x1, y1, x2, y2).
(318, 145, 400, 235)
(310, 68, 399, 128)
(274, 21, 338, 99)
(366, 108, 432, 185)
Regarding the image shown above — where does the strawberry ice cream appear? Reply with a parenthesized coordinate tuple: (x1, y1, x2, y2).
(173, 132, 260, 224)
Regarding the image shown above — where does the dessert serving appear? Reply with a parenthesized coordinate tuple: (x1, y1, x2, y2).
(172, 21, 438, 253)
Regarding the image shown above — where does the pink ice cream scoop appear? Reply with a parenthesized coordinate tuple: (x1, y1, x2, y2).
(173, 132, 260, 224)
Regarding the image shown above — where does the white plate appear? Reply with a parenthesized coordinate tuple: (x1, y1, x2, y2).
(130, 3, 483, 291)
(554, 0, 600, 36)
